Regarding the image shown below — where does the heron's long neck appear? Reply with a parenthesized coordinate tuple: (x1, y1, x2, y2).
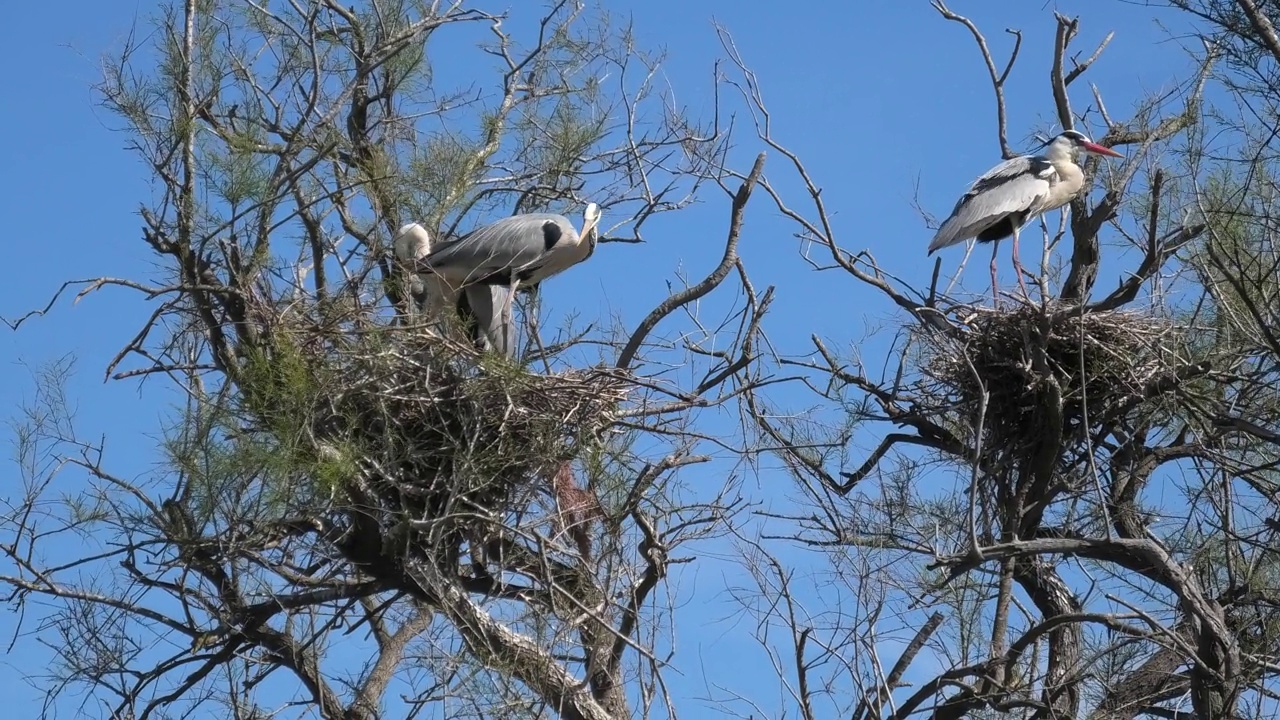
(1044, 147, 1085, 210)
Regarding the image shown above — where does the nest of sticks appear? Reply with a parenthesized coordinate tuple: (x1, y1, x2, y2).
(926, 301, 1179, 464)
(240, 315, 631, 564)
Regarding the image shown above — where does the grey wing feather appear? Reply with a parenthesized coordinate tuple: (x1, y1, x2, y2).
(929, 157, 1055, 253)
(462, 284, 517, 358)
(426, 214, 573, 283)
(963, 156, 1039, 197)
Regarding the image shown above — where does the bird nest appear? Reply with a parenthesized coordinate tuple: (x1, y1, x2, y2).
(237, 320, 631, 566)
(925, 301, 1179, 464)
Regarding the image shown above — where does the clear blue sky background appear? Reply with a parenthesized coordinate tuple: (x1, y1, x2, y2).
(0, 1, 1205, 716)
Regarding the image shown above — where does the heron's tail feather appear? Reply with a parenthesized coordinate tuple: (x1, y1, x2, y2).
(927, 219, 964, 255)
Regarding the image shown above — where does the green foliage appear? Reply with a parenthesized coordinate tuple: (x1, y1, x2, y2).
(1190, 169, 1280, 344)
(214, 335, 355, 508)
(201, 138, 272, 207)
(406, 132, 493, 225)
(239, 337, 320, 443)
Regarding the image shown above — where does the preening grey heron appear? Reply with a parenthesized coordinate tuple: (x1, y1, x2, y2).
(393, 222, 436, 312)
(398, 203, 602, 358)
(928, 130, 1123, 301)
(393, 222, 516, 356)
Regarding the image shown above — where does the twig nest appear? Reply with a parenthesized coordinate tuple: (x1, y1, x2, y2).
(339, 338, 626, 493)
(926, 301, 1178, 460)
(241, 318, 631, 530)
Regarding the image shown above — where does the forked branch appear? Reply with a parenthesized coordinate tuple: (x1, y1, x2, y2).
(932, 1, 1022, 158)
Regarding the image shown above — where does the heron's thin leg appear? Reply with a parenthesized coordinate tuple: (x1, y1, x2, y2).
(1012, 225, 1031, 302)
(503, 279, 520, 356)
(990, 240, 1000, 307)
(524, 286, 553, 373)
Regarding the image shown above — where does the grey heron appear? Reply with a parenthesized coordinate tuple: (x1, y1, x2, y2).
(393, 222, 517, 356)
(928, 130, 1123, 301)
(399, 202, 599, 358)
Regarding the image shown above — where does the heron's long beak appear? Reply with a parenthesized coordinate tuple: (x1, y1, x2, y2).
(1082, 141, 1123, 158)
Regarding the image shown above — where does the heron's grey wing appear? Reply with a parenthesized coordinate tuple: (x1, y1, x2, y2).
(963, 156, 1041, 197)
(425, 214, 572, 283)
(928, 157, 1055, 253)
(462, 284, 517, 358)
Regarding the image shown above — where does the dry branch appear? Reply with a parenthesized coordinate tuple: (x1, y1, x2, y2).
(932, 1, 1022, 158)
(616, 151, 766, 370)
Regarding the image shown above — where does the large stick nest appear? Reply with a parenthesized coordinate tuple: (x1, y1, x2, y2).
(240, 313, 631, 563)
(925, 302, 1180, 464)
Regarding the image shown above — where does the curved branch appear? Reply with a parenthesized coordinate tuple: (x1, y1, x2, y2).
(1236, 0, 1280, 66)
(1086, 223, 1206, 312)
(835, 433, 946, 494)
(615, 152, 766, 370)
(932, 1, 1021, 158)
(407, 560, 615, 720)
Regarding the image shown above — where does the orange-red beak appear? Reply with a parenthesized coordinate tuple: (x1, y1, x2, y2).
(1082, 141, 1124, 158)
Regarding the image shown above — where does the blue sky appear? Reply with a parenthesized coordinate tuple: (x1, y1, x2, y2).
(0, 1, 1207, 717)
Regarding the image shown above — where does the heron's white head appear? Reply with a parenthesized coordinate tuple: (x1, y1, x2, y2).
(581, 202, 602, 244)
(1046, 130, 1124, 162)
(393, 222, 433, 263)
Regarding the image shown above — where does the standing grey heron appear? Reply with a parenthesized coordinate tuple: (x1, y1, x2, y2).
(419, 203, 602, 354)
(928, 130, 1123, 301)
